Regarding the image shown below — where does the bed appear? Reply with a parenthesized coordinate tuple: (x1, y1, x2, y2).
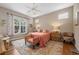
(25, 32, 50, 48)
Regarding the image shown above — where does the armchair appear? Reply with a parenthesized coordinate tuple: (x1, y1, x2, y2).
(62, 32, 75, 44)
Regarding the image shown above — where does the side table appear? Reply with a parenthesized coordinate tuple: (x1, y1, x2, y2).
(1, 37, 11, 50)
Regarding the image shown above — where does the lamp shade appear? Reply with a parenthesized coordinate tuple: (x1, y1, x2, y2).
(52, 23, 60, 31)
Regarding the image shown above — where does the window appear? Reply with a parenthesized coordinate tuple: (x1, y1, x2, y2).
(58, 12, 69, 20)
(13, 16, 28, 35)
(14, 19, 19, 33)
(21, 20, 26, 33)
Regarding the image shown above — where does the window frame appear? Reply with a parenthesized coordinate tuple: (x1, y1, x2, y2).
(13, 16, 28, 35)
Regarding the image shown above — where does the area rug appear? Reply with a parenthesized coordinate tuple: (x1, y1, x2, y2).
(12, 39, 63, 55)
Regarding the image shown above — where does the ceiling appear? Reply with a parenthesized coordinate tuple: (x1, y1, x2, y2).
(0, 3, 74, 18)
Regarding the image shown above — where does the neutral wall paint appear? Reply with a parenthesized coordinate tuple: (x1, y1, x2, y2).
(35, 6, 73, 32)
(73, 4, 79, 51)
(0, 6, 73, 35)
(0, 7, 32, 36)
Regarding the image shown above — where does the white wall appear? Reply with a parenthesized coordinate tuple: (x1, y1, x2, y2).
(73, 4, 79, 51)
(35, 6, 73, 32)
(0, 8, 8, 35)
(0, 7, 32, 36)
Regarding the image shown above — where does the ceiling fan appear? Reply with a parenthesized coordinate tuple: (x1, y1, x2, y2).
(25, 3, 41, 15)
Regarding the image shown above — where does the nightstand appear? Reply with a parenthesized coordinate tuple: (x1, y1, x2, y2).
(50, 31, 62, 41)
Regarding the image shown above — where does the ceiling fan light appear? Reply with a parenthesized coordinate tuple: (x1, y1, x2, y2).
(26, 3, 41, 15)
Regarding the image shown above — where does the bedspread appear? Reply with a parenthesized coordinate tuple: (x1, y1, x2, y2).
(31, 32, 50, 48)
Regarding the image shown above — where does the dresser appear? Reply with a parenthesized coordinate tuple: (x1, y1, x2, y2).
(50, 31, 62, 41)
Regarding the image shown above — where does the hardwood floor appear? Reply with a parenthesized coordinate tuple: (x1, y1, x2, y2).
(1, 41, 77, 55)
(63, 43, 75, 55)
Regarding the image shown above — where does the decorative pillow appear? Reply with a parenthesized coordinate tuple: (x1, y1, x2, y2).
(45, 30, 49, 32)
(42, 29, 49, 33)
(40, 29, 43, 32)
(42, 30, 45, 32)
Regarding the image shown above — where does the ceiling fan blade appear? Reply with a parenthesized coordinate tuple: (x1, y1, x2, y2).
(25, 3, 41, 15)
(32, 12, 37, 15)
(34, 9, 41, 13)
(26, 10, 32, 13)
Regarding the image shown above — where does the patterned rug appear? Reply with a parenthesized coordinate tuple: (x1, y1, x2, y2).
(12, 39, 63, 55)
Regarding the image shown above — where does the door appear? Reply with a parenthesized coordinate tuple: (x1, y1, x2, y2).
(74, 26, 79, 51)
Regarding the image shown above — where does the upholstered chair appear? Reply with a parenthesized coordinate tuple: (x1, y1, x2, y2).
(62, 32, 75, 44)
(25, 34, 39, 48)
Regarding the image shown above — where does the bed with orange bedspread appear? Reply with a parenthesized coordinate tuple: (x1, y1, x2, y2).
(31, 32, 50, 48)
(25, 32, 50, 48)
